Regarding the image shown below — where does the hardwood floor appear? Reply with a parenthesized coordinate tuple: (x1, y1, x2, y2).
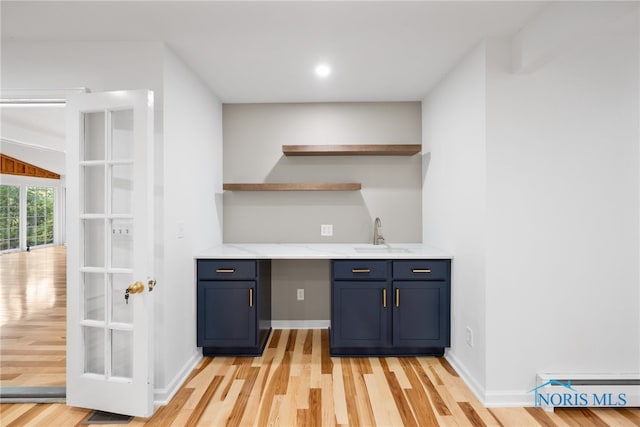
(1, 247, 639, 425)
(2, 328, 640, 426)
(0, 246, 66, 387)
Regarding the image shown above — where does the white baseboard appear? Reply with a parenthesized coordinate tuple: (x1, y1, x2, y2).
(445, 350, 486, 404)
(271, 320, 330, 329)
(483, 390, 534, 407)
(154, 349, 202, 406)
(445, 350, 533, 407)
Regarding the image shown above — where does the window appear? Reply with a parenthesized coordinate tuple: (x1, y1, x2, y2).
(0, 185, 21, 251)
(27, 187, 55, 248)
(0, 183, 59, 252)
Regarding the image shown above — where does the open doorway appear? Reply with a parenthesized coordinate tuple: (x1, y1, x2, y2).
(0, 247, 66, 387)
(0, 95, 69, 399)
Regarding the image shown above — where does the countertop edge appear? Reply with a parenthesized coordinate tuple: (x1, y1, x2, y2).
(195, 243, 453, 260)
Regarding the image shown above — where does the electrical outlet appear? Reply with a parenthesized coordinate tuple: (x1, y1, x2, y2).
(320, 224, 333, 237)
(297, 289, 305, 301)
(465, 327, 474, 347)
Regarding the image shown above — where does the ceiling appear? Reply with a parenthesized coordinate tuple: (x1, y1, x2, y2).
(1, 1, 548, 103)
(1, 107, 66, 149)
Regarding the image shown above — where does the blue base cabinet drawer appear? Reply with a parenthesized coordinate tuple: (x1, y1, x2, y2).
(197, 259, 272, 356)
(393, 260, 450, 281)
(330, 258, 451, 356)
(197, 260, 257, 280)
(332, 260, 388, 280)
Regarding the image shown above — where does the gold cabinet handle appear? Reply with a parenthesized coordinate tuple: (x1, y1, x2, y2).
(216, 269, 235, 273)
(383, 288, 387, 308)
(249, 288, 253, 307)
(412, 269, 431, 273)
(396, 288, 400, 307)
(352, 269, 371, 273)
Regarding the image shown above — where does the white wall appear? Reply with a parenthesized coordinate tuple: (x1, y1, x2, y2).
(422, 42, 488, 398)
(485, 15, 639, 403)
(223, 102, 422, 321)
(158, 47, 223, 401)
(223, 102, 423, 243)
(422, 3, 640, 406)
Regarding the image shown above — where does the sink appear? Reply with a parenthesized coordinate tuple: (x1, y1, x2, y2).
(354, 247, 411, 254)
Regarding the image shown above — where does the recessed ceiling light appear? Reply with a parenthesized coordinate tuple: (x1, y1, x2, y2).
(315, 64, 331, 78)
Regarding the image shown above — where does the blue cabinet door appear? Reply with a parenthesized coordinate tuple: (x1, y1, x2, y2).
(331, 281, 390, 348)
(392, 281, 450, 348)
(197, 280, 257, 348)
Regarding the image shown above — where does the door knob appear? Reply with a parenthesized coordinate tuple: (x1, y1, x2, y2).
(124, 281, 145, 304)
(127, 281, 145, 294)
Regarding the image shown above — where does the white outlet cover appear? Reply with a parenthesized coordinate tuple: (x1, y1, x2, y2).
(465, 327, 473, 347)
(320, 224, 333, 236)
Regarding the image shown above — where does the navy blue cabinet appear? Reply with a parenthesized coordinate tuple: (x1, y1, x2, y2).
(332, 280, 390, 348)
(331, 259, 450, 356)
(392, 281, 449, 348)
(197, 260, 271, 356)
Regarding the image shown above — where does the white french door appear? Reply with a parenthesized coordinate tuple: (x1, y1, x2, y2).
(66, 90, 155, 417)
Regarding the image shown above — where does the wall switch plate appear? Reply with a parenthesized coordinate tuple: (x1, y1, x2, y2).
(320, 224, 333, 237)
(465, 327, 474, 347)
(112, 222, 133, 240)
(177, 221, 185, 239)
(297, 289, 305, 301)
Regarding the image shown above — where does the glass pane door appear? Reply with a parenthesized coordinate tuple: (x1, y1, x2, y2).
(67, 89, 154, 418)
(79, 109, 134, 380)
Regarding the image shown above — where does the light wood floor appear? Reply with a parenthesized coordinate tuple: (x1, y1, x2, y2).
(0, 246, 66, 387)
(1, 247, 639, 426)
(2, 328, 640, 426)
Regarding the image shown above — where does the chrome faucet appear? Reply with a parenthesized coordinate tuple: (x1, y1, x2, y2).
(373, 217, 385, 245)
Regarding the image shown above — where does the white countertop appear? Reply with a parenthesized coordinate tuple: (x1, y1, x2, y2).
(196, 243, 452, 260)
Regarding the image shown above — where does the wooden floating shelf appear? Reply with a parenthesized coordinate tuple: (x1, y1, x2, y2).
(282, 144, 422, 156)
(223, 183, 362, 191)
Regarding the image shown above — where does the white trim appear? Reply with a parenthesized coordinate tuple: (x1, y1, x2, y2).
(445, 350, 535, 407)
(271, 320, 330, 329)
(444, 350, 486, 403)
(1, 137, 66, 154)
(0, 88, 88, 103)
(153, 349, 201, 406)
(483, 390, 535, 408)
